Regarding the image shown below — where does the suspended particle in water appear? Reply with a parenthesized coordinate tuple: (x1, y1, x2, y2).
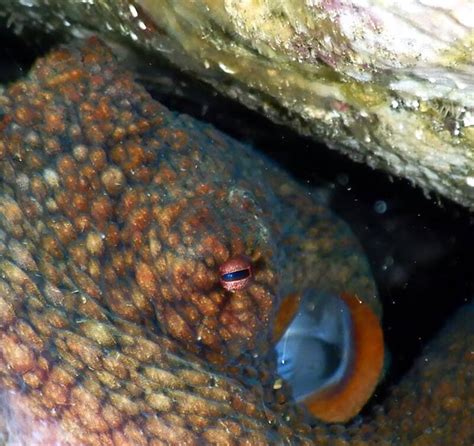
(374, 200, 387, 214)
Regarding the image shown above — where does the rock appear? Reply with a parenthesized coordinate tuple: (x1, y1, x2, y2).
(1, 0, 473, 206)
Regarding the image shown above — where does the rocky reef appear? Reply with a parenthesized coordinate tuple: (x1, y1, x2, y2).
(1, 0, 473, 207)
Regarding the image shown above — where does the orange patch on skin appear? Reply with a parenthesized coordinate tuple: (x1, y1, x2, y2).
(272, 293, 301, 342)
(0, 333, 35, 374)
(303, 292, 384, 423)
(135, 262, 158, 297)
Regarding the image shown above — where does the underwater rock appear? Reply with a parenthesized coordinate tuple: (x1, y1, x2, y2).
(1, 0, 473, 207)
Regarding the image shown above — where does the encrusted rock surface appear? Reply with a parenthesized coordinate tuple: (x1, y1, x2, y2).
(1, 0, 474, 207)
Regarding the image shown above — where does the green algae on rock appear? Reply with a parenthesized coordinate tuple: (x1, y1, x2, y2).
(1, 0, 474, 208)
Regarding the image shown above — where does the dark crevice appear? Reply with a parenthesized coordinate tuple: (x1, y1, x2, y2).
(0, 21, 61, 84)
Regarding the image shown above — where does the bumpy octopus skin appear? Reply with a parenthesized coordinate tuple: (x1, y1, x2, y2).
(0, 38, 472, 445)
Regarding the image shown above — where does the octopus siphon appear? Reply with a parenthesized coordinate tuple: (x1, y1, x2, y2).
(0, 38, 472, 445)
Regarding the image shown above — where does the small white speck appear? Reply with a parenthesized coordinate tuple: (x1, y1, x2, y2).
(466, 177, 474, 187)
(391, 100, 399, 109)
(73, 144, 88, 161)
(129, 4, 138, 17)
(463, 112, 474, 127)
(374, 200, 387, 214)
(415, 129, 423, 140)
(138, 20, 147, 30)
(16, 173, 30, 192)
(46, 199, 58, 213)
(218, 62, 236, 74)
(43, 168, 60, 188)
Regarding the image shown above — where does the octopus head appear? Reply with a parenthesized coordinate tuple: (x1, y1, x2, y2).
(139, 181, 280, 364)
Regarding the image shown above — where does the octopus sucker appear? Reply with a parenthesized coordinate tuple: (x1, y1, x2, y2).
(0, 37, 472, 445)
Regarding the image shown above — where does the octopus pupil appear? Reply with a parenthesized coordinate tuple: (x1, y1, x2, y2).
(221, 268, 251, 282)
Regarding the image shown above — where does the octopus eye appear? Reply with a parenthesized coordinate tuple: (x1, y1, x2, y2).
(219, 256, 253, 291)
(275, 291, 384, 423)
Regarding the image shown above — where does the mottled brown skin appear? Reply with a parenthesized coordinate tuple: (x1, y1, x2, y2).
(370, 304, 474, 446)
(0, 38, 472, 445)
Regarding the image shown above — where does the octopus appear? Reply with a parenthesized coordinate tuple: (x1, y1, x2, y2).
(0, 38, 472, 445)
